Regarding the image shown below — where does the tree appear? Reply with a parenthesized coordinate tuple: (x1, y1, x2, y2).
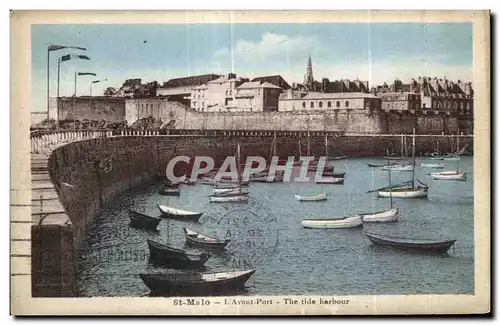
(104, 87, 117, 97)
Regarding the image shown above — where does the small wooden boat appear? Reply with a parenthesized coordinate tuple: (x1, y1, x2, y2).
(147, 239, 211, 269)
(140, 269, 256, 296)
(183, 227, 230, 249)
(199, 178, 217, 185)
(301, 215, 363, 229)
(212, 187, 244, 195)
(209, 194, 248, 203)
(181, 179, 197, 185)
(431, 171, 467, 181)
(315, 178, 344, 185)
(330, 155, 348, 160)
(214, 182, 249, 189)
(294, 193, 327, 202)
(359, 208, 399, 223)
(308, 166, 334, 172)
(251, 174, 283, 183)
(442, 155, 460, 161)
(322, 171, 346, 178)
(429, 156, 444, 160)
(384, 156, 403, 161)
(219, 179, 250, 185)
(129, 210, 161, 230)
(368, 162, 396, 168)
(377, 185, 428, 198)
(364, 232, 456, 254)
(421, 162, 444, 169)
(157, 204, 203, 221)
(158, 187, 181, 196)
(382, 164, 414, 171)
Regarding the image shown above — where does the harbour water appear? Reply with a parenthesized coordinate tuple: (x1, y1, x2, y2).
(76, 156, 474, 297)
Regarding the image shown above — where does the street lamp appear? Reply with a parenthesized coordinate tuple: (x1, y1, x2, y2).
(47, 44, 87, 121)
(90, 79, 108, 108)
(56, 53, 91, 126)
(73, 72, 97, 129)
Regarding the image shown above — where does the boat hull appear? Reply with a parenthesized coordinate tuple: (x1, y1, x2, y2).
(315, 178, 344, 185)
(377, 187, 428, 198)
(158, 188, 181, 196)
(147, 240, 210, 269)
(294, 193, 327, 202)
(183, 228, 230, 249)
(140, 270, 256, 296)
(431, 171, 467, 181)
(209, 194, 248, 203)
(382, 164, 414, 171)
(364, 233, 456, 254)
(129, 210, 161, 230)
(157, 205, 203, 221)
(359, 208, 399, 223)
(301, 215, 363, 229)
(421, 163, 444, 169)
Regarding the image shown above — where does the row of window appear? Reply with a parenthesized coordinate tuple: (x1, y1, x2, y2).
(302, 101, 349, 109)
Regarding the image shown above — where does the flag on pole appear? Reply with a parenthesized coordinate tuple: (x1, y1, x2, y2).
(48, 44, 87, 51)
(78, 72, 97, 76)
(61, 54, 91, 62)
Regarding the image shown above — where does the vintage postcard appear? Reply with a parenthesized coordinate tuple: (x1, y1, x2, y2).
(10, 10, 490, 315)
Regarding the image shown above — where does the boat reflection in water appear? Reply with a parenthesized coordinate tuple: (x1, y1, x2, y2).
(140, 269, 256, 296)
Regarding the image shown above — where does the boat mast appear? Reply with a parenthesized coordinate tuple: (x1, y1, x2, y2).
(387, 151, 393, 209)
(411, 127, 416, 188)
(325, 136, 328, 159)
(237, 141, 241, 184)
(273, 130, 277, 159)
(307, 130, 311, 157)
(400, 134, 404, 157)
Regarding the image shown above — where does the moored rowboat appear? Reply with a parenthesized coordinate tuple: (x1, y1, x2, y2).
(183, 227, 230, 249)
(358, 208, 399, 223)
(147, 239, 211, 269)
(431, 171, 467, 181)
(157, 204, 203, 221)
(364, 232, 456, 254)
(158, 187, 180, 196)
(294, 193, 327, 202)
(377, 186, 428, 198)
(382, 164, 414, 171)
(301, 215, 363, 229)
(129, 210, 161, 230)
(315, 178, 344, 185)
(421, 162, 444, 169)
(209, 194, 248, 203)
(139, 269, 256, 296)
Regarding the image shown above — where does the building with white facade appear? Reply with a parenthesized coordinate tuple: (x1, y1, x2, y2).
(278, 92, 381, 112)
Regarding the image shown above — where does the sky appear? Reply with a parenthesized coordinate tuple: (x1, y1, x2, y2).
(31, 23, 473, 112)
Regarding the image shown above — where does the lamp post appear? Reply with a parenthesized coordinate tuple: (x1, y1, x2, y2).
(90, 79, 108, 109)
(73, 72, 97, 129)
(47, 45, 87, 121)
(56, 53, 91, 127)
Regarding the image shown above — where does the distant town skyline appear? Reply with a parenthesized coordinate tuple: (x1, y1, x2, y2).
(31, 22, 473, 112)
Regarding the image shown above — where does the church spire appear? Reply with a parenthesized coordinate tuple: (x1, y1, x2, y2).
(304, 53, 314, 91)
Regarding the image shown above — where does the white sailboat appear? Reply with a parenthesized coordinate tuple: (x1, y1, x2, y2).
(209, 141, 248, 203)
(376, 128, 428, 199)
(382, 164, 414, 171)
(294, 193, 327, 202)
(301, 160, 362, 229)
(360, 154, 399, 223)
(431, 135, 467, 181)
(421, 162, 444, 169)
